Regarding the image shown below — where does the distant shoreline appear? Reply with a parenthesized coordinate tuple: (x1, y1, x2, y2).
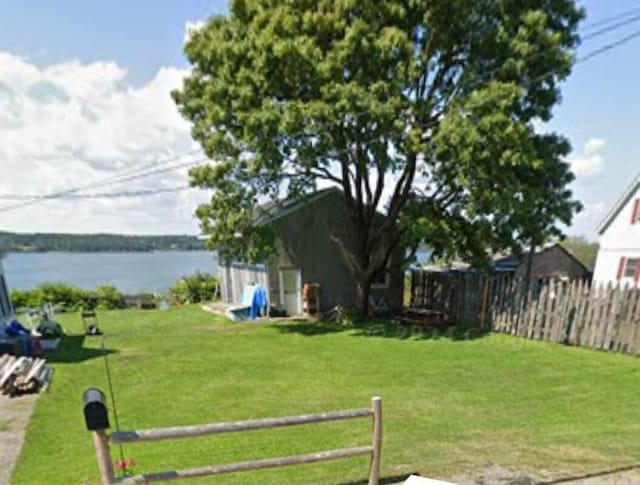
(0, 232, 205, 253)
(5, 249, 209, 254)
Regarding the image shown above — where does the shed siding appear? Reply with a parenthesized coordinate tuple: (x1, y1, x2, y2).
(270, 190, 356, 310)
(219, 263, 269, 305)
(269, 189, 404, 311)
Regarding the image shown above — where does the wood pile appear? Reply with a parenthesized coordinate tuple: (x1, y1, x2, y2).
(397, 308, 451, 328)
(0, 354, 53, 397)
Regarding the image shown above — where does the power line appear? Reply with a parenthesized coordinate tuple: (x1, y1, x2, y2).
(0, 186, 192, 200)
(580, 4, 640, 32)
(0, 153, 205, 214)
(2, 10, 639, 215)
(577, 26, 640, 63)
(581, 13, 640, 42)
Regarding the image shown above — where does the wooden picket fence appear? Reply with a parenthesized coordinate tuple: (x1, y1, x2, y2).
(410, 270, 640, 354)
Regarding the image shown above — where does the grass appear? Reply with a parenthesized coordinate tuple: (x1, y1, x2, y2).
(10, 306, 640, 484)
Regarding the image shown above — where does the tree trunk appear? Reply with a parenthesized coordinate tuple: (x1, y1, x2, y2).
(355, 275, 371, 319)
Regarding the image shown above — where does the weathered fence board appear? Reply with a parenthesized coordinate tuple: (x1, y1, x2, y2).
(411, 270, 640, 355)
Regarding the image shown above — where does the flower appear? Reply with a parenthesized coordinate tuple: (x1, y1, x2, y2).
(114, 457, 138, 477)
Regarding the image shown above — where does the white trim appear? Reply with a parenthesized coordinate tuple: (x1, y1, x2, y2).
(598, 170, 640, 235)
(279, 268, 302, 315)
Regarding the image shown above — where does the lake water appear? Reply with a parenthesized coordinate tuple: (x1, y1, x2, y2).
(3, 251, 218, 294)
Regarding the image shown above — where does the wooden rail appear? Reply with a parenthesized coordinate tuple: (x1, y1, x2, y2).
(86, 395, 382, 485)
(110, 407, 373, 443)
(113, 447, 373, 484)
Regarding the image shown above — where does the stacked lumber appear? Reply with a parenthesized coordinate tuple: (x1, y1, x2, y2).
(0, 354, 54, 397)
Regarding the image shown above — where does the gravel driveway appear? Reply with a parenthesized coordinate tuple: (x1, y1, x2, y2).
(449, 465, 640, 485)
(0, 394, 38, 485)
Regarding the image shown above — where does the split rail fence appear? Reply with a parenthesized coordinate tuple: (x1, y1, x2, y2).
(86, 395, 382, 485)
(410, 270, 640, 354)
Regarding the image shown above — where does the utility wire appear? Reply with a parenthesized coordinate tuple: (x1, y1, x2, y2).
(0, 148, 202, 210)
(0, 186, 192, 200)
(580, 4, 640, 32)
(2, 12, 639, 214)
(577, 26, 640, 63)
(581, 13, 640, 41)
(0, 157, 206, 214)
(86, 148, 203, 187)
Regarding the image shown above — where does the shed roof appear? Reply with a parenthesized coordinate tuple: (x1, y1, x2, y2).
(493, 243, 591, 274)
(597, 171, 640, 235)
(254, 186, 344, 226)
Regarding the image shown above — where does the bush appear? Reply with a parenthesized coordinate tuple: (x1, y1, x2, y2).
(95, 285, 126, 309)
(9, 283, 127, 312)
(168, 272, 219, 306)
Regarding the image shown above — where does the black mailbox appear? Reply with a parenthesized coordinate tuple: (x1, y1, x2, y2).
(83, 388, 110, 431)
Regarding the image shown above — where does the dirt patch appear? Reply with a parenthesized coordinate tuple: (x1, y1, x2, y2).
(449, 465, 640, 485)
(0, 394, 38, 485)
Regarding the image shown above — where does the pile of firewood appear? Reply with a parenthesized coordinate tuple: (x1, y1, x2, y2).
(0, 355, 54, 397)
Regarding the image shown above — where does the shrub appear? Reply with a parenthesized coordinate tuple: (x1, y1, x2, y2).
(168, 272, 219, 306)
(95, 285, 126, 309)
(9, 283, 128, 312)
(38, 283, 93, 311)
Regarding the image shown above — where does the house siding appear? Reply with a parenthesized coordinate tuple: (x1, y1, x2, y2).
(594, 183, 640, 287)
(593, 249, 640, 288)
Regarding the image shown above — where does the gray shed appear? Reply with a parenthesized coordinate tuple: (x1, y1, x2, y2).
(513, 243, 592, 281)
(219, 188, 404, 315)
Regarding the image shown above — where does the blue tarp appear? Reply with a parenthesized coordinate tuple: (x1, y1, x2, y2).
(225, 284, 268, 321)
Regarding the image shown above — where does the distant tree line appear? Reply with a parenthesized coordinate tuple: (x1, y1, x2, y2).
(0, 232, 205, 252)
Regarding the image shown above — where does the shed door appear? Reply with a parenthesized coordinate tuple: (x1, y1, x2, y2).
(280, 269, 301, 315)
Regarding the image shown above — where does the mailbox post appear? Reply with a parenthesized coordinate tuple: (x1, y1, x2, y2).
(83, 388, 115, 484)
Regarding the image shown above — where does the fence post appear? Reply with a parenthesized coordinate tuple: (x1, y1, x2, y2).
(369, 397, 383, 485)
(92, 429, 116, 485)
(83, 388, 115, 485)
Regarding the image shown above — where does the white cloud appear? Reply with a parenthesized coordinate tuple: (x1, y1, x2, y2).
(183, 20, 205, 45)
(574, 201, 606, 224)
(567, 201, 607, 239)
(567, 137, 606, 177)
(0, 51, 210, 234)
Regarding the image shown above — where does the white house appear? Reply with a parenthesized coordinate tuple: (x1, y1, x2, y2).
(593, 173, 640, 287)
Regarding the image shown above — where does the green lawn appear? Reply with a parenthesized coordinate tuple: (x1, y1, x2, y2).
(11, 306, 640, 484)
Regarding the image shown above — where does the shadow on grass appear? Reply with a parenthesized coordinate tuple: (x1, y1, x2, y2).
(44, 334, 117, 364)
(271, 320, 490, 342)
(340, 473, 419, 485)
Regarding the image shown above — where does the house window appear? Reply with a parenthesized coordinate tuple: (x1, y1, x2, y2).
(624, 258, 639, 279)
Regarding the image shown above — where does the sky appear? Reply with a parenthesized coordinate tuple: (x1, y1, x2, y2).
(0, 0, 637, 239)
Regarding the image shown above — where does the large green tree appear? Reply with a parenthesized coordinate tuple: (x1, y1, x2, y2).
(174, 0, 583, 316)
